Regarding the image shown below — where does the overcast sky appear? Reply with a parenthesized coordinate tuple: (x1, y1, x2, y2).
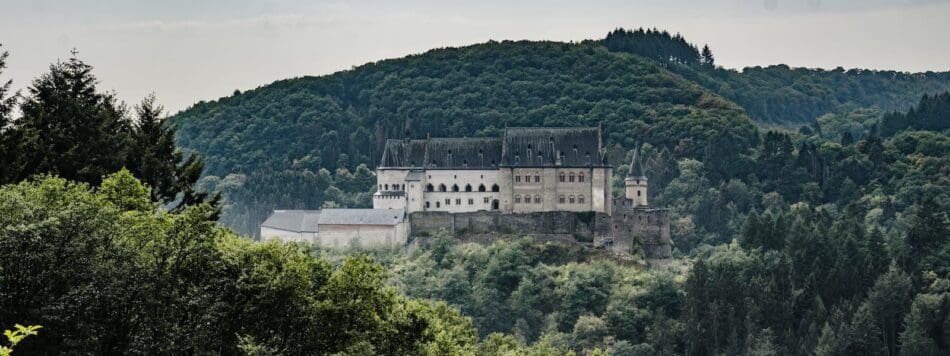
(2, 0, 949, 113)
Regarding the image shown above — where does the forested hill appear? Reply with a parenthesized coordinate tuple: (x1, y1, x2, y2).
(603, 28, 950, 124)
(172, 39, 759, 234)
(171, 33, 950, 235)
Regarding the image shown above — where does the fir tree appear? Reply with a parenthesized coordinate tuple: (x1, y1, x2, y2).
(13, 49, 130, 185)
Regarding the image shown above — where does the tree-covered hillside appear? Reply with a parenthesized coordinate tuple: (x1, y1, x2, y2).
(604, 28, 950, 124)
(172, 32, 950, 235)
(172, 40, 758, 235)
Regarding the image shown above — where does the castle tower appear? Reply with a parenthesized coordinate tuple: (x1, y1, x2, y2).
(624, 146, 648, 206)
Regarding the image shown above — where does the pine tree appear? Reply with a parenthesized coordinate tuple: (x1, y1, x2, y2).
(0, 44, 18, 182)
(13, 49, 130, 185)
(701, 45, 715, 66)
(127, 94, 218, 212)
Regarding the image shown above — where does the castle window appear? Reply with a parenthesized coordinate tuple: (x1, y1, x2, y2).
(439, 184, 446, 192)
(492, 184, 500, 192)
(378, 184, 382, 190)
(523, 196, 530, 204)
(534, 195, 541, 204)
(524, 175, 530, 182)
(445, 198, 451, 206)
(426, 201, 431, 208)
(637, 191, 641, 197)
(452, 184, 459, 192)
(465, 184, 472, 192)
(515, 175, 521, 183)
(534, 175, 540, 183)
(426, 184, 434, 192)
(579, 172, 585, 182)
(468, 198, 474, 205)
(569, 173, 575, 182)
(559, 172, 565, 182)
(384, 184, 389, 190)
(484, 197, 490, 204)
(436, 201, 441, 208)
(478, 184, 486, 192)
(456, 198, 461, 205)
(515, 195, 521, 203)
(579, 195, 585, 204)
(559, 195, 565, 204)
(569, 195, 575, 204)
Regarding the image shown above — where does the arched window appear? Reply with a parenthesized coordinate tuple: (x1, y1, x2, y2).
(559, 195, 565, 204)
(439, 184, 446, 192)
(534, 175, 540, 183)
(559, 172, 566, 182)
(426, 184, 434, 192)
(637, 190, 641, 197)
(491, 184, 500, 192)
(578, 195, 585, 204)
(465, 184, 472, 192)
(534, 195, 541, 204)
(569, 195, 575, 204)
(436, 201, 441, 208)
(578, 172, 585, 182)
(378, 184, 382, 190)
(478, 184, 486, 192)
(384, 184, 389, 190)
(515, 195, 521, 204)
(452, 184, 459, 192)
(569, 173, 575, 182)
(425, 201, 431, 208)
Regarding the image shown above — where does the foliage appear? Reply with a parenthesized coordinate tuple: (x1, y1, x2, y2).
(0, 174, 479, 354)
(0, 50, 214, 211)
(0, 325, 41, 356)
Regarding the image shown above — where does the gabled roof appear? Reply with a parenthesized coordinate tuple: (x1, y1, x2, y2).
(317, 209, 405, 226)
(501, 127, 606, 167)
(261, 210, 321, 233)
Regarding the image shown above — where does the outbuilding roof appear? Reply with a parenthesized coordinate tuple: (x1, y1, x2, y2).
(261, 210, 321, 233)
(317, 209, 405, 226)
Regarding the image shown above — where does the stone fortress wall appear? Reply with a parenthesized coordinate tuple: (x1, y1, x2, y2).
(408, 204, 672, 261)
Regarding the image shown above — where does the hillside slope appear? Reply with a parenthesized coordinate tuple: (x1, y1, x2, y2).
(172, 40, 758, 234)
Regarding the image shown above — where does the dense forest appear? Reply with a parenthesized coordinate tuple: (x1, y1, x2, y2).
(2, 26, 949, 355)
(171, 30, 950, 236)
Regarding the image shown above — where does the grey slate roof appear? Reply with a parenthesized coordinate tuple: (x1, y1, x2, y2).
(501, 127, 607, 167)
(380, 127, 607, 169)
(628, 146, 647, 179)
(317, 209, 405, 226)
(261, 210, 321, 233)
(380, 137, 502, 169)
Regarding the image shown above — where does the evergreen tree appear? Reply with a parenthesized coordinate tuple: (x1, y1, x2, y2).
(701, 45, 714, 66)
(12, 50, 130, 185)
(127, 94, 218, 211)
(0, 44, 18, 182)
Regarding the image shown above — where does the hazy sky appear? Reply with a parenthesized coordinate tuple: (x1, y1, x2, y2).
(2, 0, 949, 113)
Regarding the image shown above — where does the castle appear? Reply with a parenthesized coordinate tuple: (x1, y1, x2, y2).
(261, 127, 671, 261)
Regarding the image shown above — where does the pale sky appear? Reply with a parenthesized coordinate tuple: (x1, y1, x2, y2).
(2, 0, 949, 113)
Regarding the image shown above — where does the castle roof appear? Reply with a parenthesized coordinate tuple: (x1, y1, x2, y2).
(379, 127, 607, 169)
(261, 210, 321, 233)
(380, 137, 502, 169)
(318, 209, 405, 226)
(627, 146, 647, 179)
(500, 127, 607, 168)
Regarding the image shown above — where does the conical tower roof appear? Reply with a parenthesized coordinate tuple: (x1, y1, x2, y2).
(627, 146, 647, 179)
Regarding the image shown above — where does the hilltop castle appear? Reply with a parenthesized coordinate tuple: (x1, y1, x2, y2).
(262, 127, 671, 261)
